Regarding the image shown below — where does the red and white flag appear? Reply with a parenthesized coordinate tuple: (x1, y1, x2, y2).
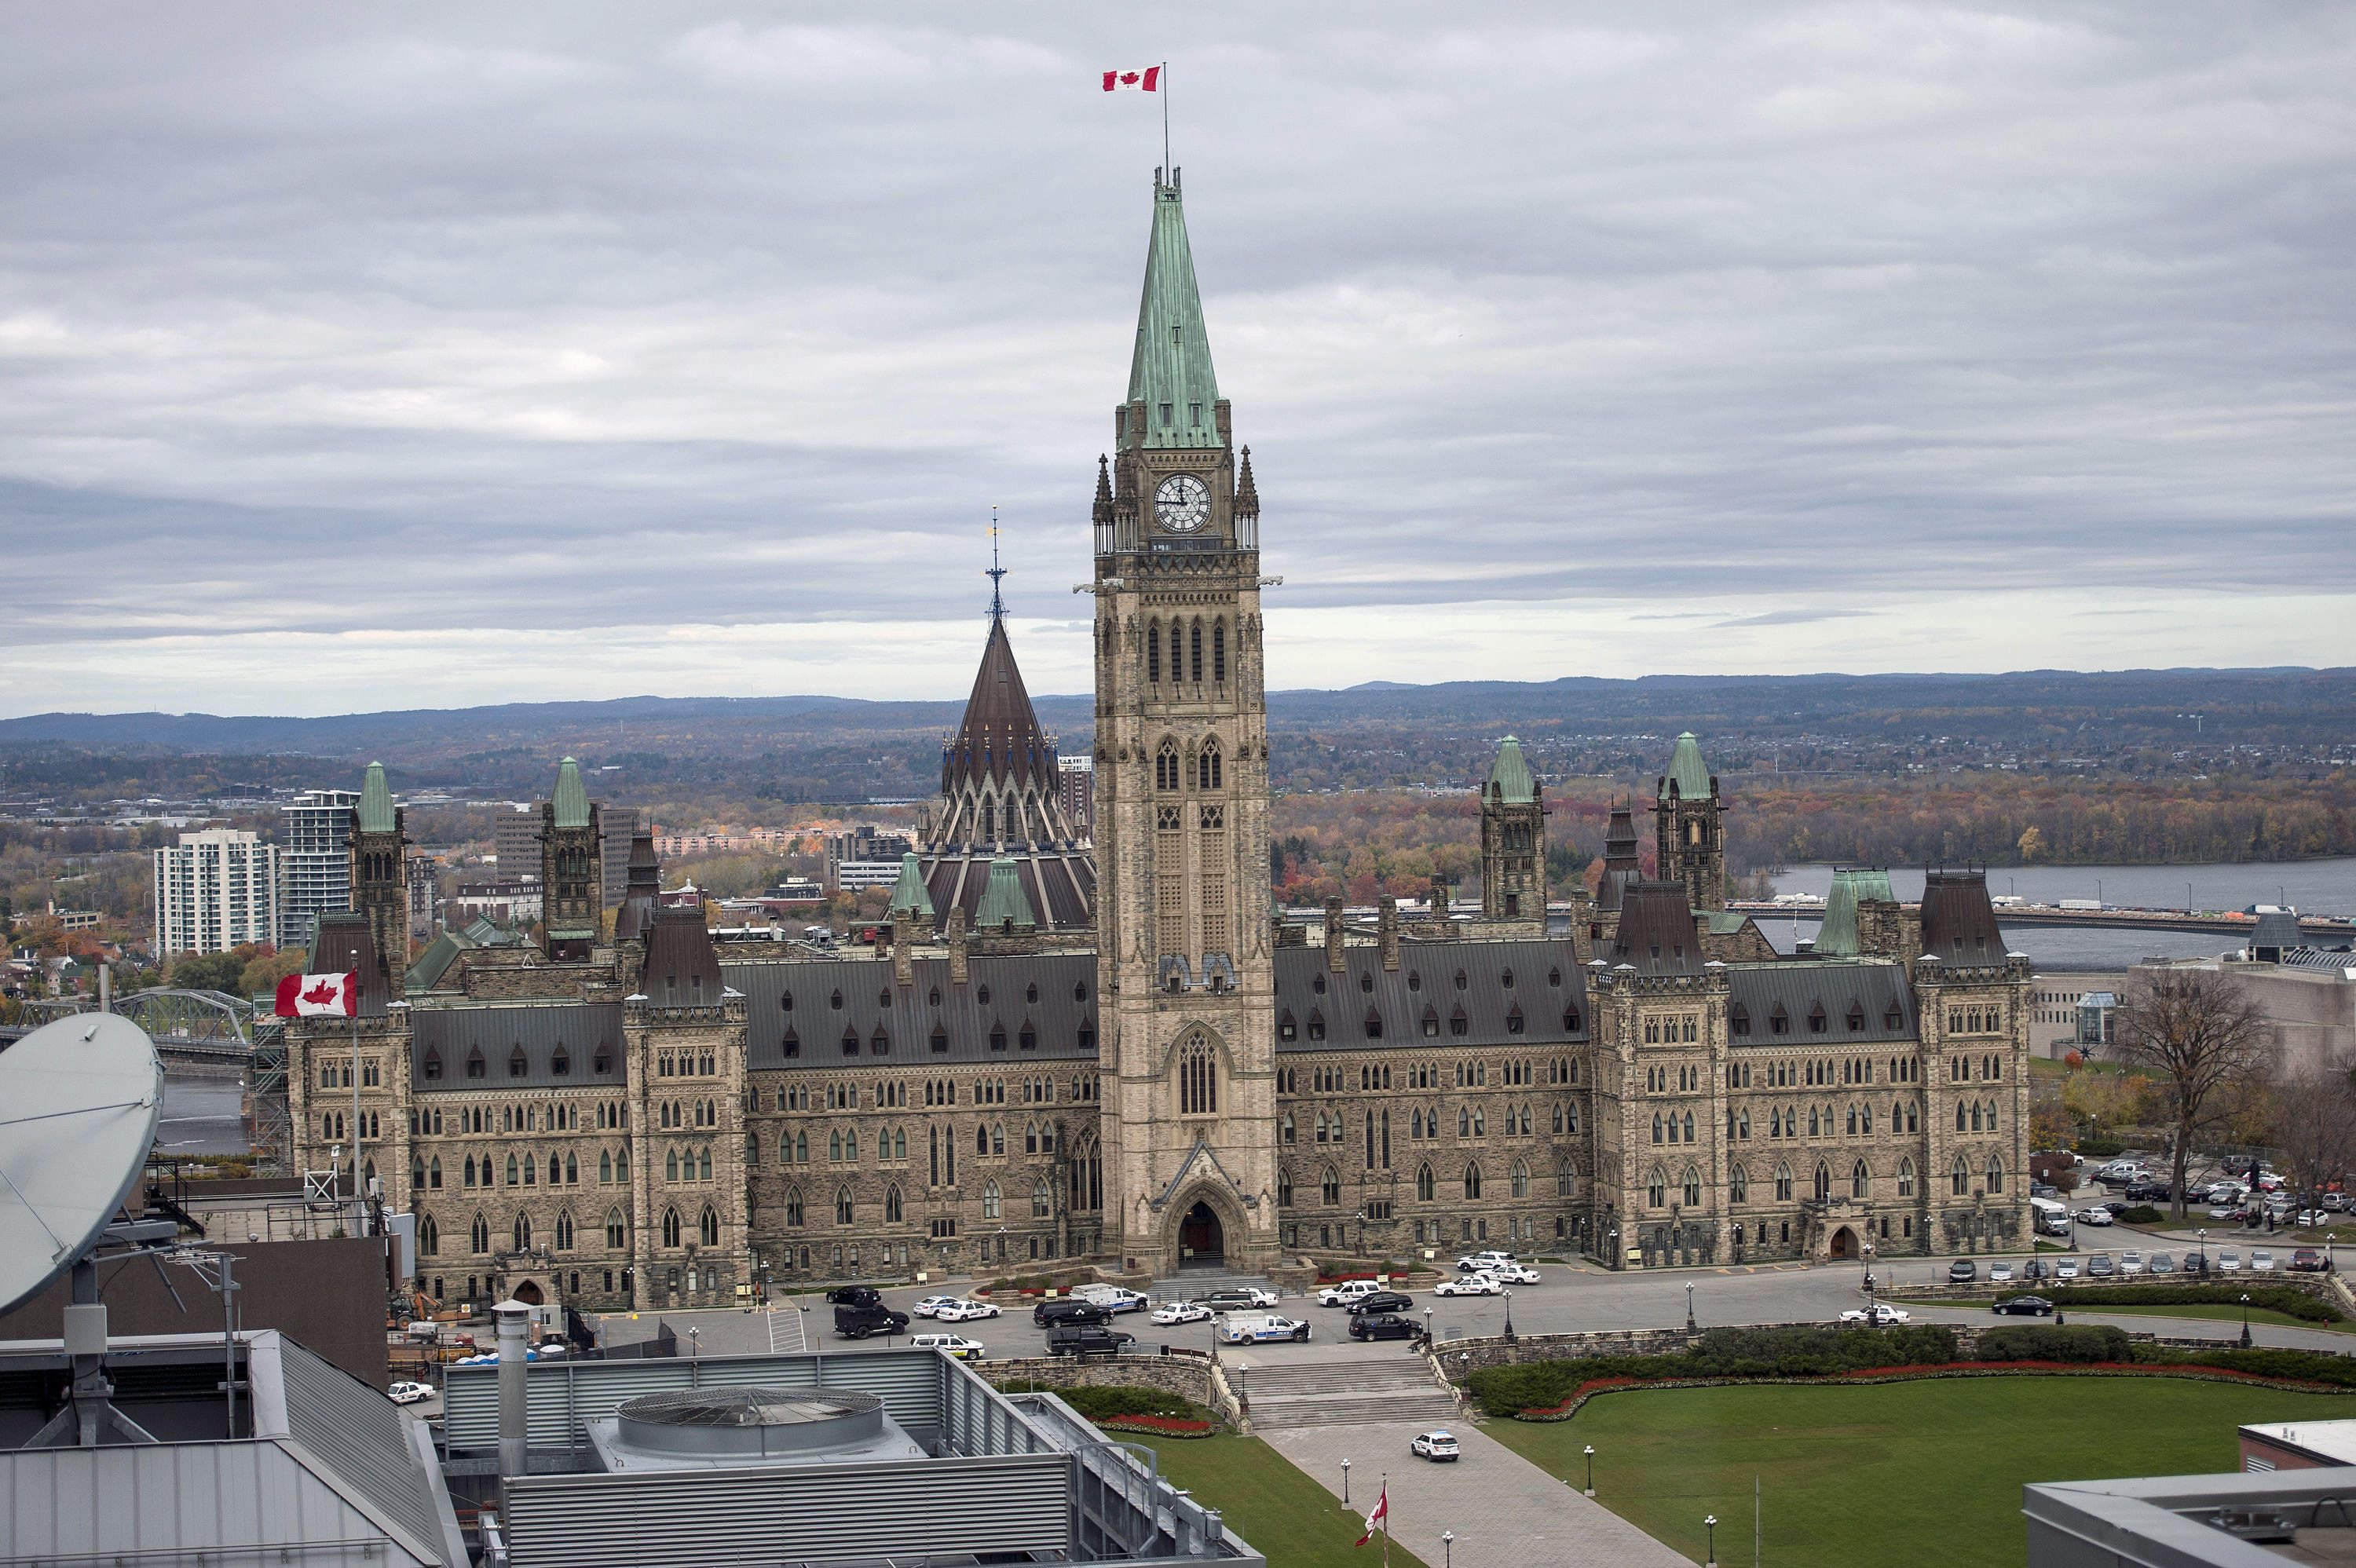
(1102, 66, 1160, 92)
(1354, 1485, 1388, 1547)
(275, 970, 358, 1018)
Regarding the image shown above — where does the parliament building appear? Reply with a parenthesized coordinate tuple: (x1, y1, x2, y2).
(286, 172, 2032, 1312)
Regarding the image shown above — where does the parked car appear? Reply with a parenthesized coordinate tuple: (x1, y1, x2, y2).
(2021, 1256, 2048, 1280)
(1350, 1313, 1421, 1341)
(2291, 1248, 2328, 1273)
(828, 1285, 883, 1307)
(1151, 1300, 1214, 1325)
(1410, 1430, 1461, 1462)
(1456, 1251, 1517, 1273)
(2218, 1250, 2243, 1273)
(935, 1299, 1001, 1321)
(912, 1295, 962, 1319)
(2251, 1250, 2278, 1273)
(2149, 1252, 2177, 1274)
(2101, 1200, 2133, 1216)
(2208, 1203, 2242, 1221)
(2076, 1208, 2115, 1226)
(1034, 1299, 1113, 1329)
(2292, 1210, 2332, 1228)
(1839, 1304, 1911, 1326)
(2087, 1253, 2116, 1277)
(1347, 1291, 1416, 1318)
(1992, 1296, 2054, 1317)
(2055, 1257, 2083, 1280)
(1318, 1279, 1385, 1308)
(1047, 1325, 1136, 1359)
(1948, 1259, 1978, 1283)
(2183, 1253, 2212, 1277)
(1434, 1274, 1502, 1296)
(1193, 1287, 1280, 1312)
(1988, 1262, 2014, 1283)
(388, 1380, 434, 1405)
(910, 1333, 986, 1362)
(2032, 1182, 2058, 1198)
(2323, 1193, 2348, 1212)
(2120, 1250, 2145, 1276)
(1217, 1314, 1312, 1345)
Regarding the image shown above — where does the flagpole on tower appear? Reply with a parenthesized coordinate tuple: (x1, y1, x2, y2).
(1162, 62, 1171, 178)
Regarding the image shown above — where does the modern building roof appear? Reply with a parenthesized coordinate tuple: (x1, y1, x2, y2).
(731, 952, 1100, 1071)
(1273, 938, 1589, 1053)
(2249, 907, 2303, 958)
(411, 1003, 626, 1091)
(1127, 172, 1222, 449)
(1485, 736, 1537, 804)
(1919, 868, 2008, 964)
(357, 760, 397, 834)
(552, 757, 591, 830)
(1663, 732, 1713, 800)
(1814, 867, 1896, 958)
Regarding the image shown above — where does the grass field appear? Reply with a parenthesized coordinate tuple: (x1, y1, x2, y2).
(1139, 1435, 1431, 1568)
(1487, 1376, 2354, 1568)
(1891, 1297, 2356, 1334)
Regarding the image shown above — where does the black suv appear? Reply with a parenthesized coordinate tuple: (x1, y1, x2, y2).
(1948, 1259, 1978, 1283)
(1348, 1313, 1421, 1341)
(1047, 1325, 1135, 1359)
(827, 1285, 881, 1307)
(1033, 1299, 1113, 1330)
(833, 1302, 909, 1340)
(1346, 1291, 1415, 1317)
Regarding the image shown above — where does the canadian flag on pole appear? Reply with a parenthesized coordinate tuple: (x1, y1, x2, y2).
(275, 970, 359, 1018)
(1102, 66, 1160, 92)
(1354, 1484, 1389, 1547)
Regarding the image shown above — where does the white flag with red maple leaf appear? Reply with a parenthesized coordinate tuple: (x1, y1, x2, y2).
(1102, 66, 1160, 92)
(275, 970, 358, 1018)
(1354, 1484, 1388, 1547)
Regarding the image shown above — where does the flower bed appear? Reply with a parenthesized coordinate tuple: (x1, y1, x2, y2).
(1510, 1360, 2354, 1422)
(1096, 1413, 1216, 1438)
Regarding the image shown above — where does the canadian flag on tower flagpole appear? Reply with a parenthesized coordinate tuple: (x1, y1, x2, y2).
(1354, 1484, 1388, 1548)
(1102, 66, 1159, 91)
(275, 970, 359, 1018)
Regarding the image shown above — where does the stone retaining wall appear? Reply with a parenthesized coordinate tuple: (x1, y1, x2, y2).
(987, 1353, 1216, 1408)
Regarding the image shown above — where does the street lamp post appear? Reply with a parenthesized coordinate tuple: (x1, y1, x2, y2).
(1341, 1458, 1351, 1506)
(1583, 1442, 1596, 1497)
(1440, 1531, 1454, 1568)
(686, 1325, 700, 1360)
(1502, 1288, 1514, 1341)
(2199, 1228, 2208, 1273)
(1706, 1513, 1719, 1568)
(1861, 1238, 1875, 1294)
(2241, 1292, 2252, 1349)
(1685, 1279, 1696, 1333)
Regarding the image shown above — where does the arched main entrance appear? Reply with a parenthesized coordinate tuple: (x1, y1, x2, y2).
(1178, 1201, 1225, 1270)
(1828, 1226, 1857, 1261)
(512, 1278, 547, 1306)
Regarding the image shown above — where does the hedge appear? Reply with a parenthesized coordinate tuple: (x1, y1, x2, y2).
(2118, 1205, 2165, 1225)
(1977, 1324, 2133, 1363)
(2031, 1284, 2346, 1325)
(2137, 1344, 2356, 1388)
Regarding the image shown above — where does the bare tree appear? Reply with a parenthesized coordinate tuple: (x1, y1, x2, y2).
(2270, 1055, 2356, 1217)
(2109, 968, 2274, 1221)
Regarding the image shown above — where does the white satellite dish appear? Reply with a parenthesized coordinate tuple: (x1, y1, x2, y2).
(0, 1012, 163, 1317)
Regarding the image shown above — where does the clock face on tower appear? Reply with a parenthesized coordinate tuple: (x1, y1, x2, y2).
(1154, 473, 1211, 533)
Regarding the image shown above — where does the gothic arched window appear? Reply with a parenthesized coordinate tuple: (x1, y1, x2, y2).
(1463, 1163, 1483, 1201)
(1646, 1167, 1666, 1208)
(700, 1204, 719, 1246)
(1189, 620, 1204, 682)
(1156, 740, 1180, 791)
(1179, 1038, 1218, 1115)
(470, 1213, 490, 1254)
(661, 1208, 681, 1248)
(1198, 739, 1222, 791)
(1416, 1163, 1435, 1201)
(1813, 1161, 1832, 1203)
(1213, 619, 1227, 682)
(555, 1210, 574, 1250)
(1952, 1155, 1972, 1197)
(1147, 623, 1162, 683)
(1852, 1159, 1870, 1200)
(1320, 1165, 1341, 1204)
(886, 1184, 903, 1223)
(1511, 1159, 1530, 1198)
(836, 1186, 855, 1225)
(606, 1208, 627, 1248)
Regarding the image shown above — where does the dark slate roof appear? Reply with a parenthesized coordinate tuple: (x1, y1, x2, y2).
(2250, 908, 2303, 956)
(1919, 869, 2007, 963)
(923, 846, 1095, 932)
(411, 1003, 625, 1091)
(1596, 805, 1641, 913)
(1726, 963, 1917, 1047)
(1608, 882, 1703, 974)
(614, 819, 660, 943)
(640, 905, 723, 1004)
(943, 617, 1058, 792)
(730, 952, 1100, 1070)
(310, 912, 390, 1016)
(1272, 938, 1589, 1054)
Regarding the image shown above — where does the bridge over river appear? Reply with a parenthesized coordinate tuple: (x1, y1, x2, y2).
(1725, 903, 2355, 938)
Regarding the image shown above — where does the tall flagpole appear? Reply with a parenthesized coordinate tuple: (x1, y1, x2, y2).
(1162, 62, 1171, 177)
(1381, 1475, 1389, 1568)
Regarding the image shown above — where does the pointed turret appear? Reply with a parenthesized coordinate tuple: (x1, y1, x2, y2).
(1234, 446, 1260, 521)
(615, 813, 660, 944)
(1092, 454, 1115, 528)
(1485, 736, 1537, 804)
(1127, 171, 1221, 450)
(553, 757, 591, 828)
(1597, 802, 1642, 914)
(1814, 867, 1896, 958)
(349, 760, 408, 990)
(1479, 736, 1546, 923)
(540, 757, 603, 959)
(946, 619, 1055, 795)
(887, 852, 936, 921)
(973, 856, 1038, 934)
(1655, 732, 1725, 912)
(1664, 733, 1711, 802)
(357, 761, 397, 834)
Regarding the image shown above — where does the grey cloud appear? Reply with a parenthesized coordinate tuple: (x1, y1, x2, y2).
(1711, 609, 1876, 628)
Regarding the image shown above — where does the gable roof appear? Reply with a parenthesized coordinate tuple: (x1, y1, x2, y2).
(1126, 174, 1221, 450)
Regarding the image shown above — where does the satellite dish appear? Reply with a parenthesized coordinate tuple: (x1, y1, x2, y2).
(0, 1012, 163, 1317)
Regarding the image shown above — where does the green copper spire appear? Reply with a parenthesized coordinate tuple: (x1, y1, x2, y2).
(1486, 736, 1537, 804)
(357, 761, 397, 833)
(552, 757, 591, 828)
(1126, 173, 1221, 450)
(973, 856, 1037, 933)
(1663, 732, 1712, 799)
(887, 852, 936, 920)
(1814, 867, 1895, 957)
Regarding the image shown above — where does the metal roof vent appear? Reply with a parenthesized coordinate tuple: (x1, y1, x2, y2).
(613, 1386, 887, 1460)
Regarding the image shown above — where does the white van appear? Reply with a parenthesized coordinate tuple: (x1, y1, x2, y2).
(1217, 1313, 1311, 1345)
(2029, 1196, 2072, 1237)
(1070, 1284, 1148, 1314)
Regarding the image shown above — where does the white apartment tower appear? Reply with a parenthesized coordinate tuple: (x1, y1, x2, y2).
(277, 788, 359, 949)
(153, 828, 281, 956)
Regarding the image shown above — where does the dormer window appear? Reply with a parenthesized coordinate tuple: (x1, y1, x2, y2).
(1359, 971, 1374, 994)
(508, 1047, 528, 1079)
(782, 1027, 800, 1058)
(931, 1024, 949, 1054)
(830, 989, 843, 1010)
(1279, 1012, 1297, 1042)
(1019, 1023, 1037, 1051)
(1364, 1007, 1384, 1040)
(1307, 1009, 1326, 1042)
(1730, 1003, 1751, 1037)
(1562, 1008, 1582, 1033)
(1769, 1004, 1790, 1036)
(594, 1051, 612, 1075)
(1808, 1003, 1827, 1035)
(551, 1048, 570, 1076)
(423, 1049, 443, 1080)
(872, 1025, 891, 1056)
(1454, 970, 1468, 991)
(929, 987, 942, 1007)
(1506, 1004, 1525, 1035)
(1450, 1006, 1469, 1039)
(781, 990, 793, 1012)
(466, 1048, 485, 1080)
(1077, 1019, 1096, 1051)
(1421, 1007, 1439, 1039)
(1074, 982, 1088, 1003)
(990, 1025, 1008, 1052)
(1885, 1005, 1904, 1030)
(841, 1027, 860, 1057)
(979, 985, 991, 1005)
(1548, 967, 1561, 987)
(1026, 982, 1039, 1003)
(1312, 974, 1326, 995)
(1502, 969, 1515, 989)
(1407, 971, 1421, 992)
(1847, 1003, 1867, 1033)
(879, 990, 891, 1009)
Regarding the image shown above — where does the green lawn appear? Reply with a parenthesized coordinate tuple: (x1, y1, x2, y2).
(1139, 1435, 1432, 1568)
(2065, 1301, 2356, 1335)
(1487, 1377, 2353, 1568)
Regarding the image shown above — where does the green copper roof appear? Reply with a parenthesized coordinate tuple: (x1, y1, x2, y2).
(552, 757, 591, 828)
(1814, 867, 1895, 957)
(1486, 736, 1537, 804)
(1663, 732, 1712, 799)
(1126, 174, 1221, 450)
(357, 761, 397, 834)
(974, 856, 1037, 932)
(887, 853, 935, 920)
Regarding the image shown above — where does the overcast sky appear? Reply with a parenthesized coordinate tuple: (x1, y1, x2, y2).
(4, 3, 2351, 718)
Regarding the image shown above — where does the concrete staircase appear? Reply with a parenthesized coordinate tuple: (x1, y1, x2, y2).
(1235, 1357, 1460, 1431)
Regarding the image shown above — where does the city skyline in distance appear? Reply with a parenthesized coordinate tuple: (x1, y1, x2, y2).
(5, 5, 2353, 717)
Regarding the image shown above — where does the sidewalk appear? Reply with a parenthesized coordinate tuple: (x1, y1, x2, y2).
(1268, 1418, 1689, 1566)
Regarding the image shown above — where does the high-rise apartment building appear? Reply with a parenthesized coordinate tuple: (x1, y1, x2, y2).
(153, 828, 280, 956)
(277, 788, 358, 950)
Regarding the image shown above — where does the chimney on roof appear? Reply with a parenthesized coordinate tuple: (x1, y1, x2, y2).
(946, 905, 968, 985)
(1378, 895, 1399, 971)
(1429, 875, 1451, 926)
(1568, 882, 1595, 967)
(891, 911, 913, 988)
(1324, 897, 1346, 973)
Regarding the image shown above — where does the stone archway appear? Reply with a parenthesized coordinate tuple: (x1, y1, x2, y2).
(1162, 1182, 1249, 1277)
(511, 1278, 547, 1306)
(1829, 1226, 1857, 1261)
(1178, 1202, 1225, 1269)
